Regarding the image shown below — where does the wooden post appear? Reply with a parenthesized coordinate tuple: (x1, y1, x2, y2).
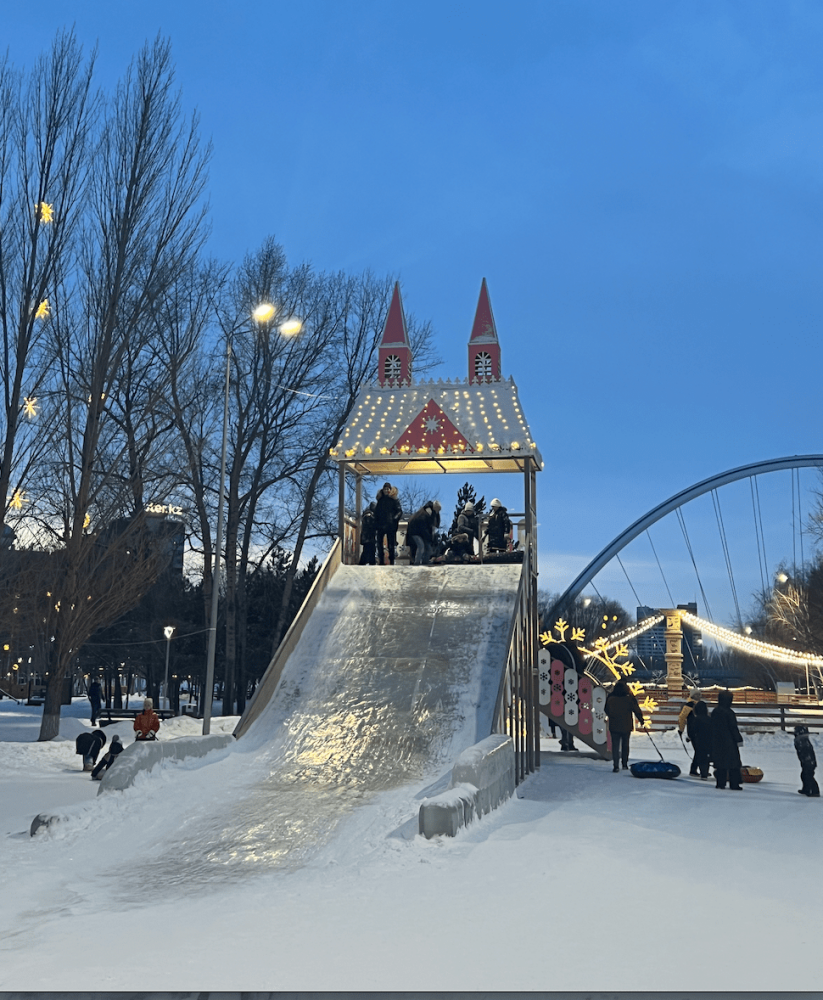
(338, 462, 345, 557)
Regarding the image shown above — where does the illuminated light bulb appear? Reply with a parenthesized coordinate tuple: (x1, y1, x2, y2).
(253, 303, 276, 323)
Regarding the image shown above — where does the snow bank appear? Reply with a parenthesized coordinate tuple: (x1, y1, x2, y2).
(419, 734, 515, 837)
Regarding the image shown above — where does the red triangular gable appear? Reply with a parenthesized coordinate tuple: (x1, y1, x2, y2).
(392, 399, 472, 455)
(380, 282, 409, 347)
(469, 277, 498, 342)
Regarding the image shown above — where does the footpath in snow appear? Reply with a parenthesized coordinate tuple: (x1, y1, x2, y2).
(2, 694, 823, 991)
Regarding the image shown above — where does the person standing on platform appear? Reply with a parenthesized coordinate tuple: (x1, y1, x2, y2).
(485, 498, 513, 554)
(374, 483, 402, 566)
(359, 502, 377, 565)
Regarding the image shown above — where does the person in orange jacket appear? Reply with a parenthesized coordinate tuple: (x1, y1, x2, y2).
(133, 697, 160, 740)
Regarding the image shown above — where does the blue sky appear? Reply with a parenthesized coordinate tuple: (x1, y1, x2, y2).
(6, 1, 823, 624)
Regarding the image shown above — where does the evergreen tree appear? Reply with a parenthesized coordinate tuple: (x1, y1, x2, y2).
(448, 483, 486, 535)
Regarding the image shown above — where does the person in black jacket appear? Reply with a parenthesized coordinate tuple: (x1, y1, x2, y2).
(88, 677, 103, 725)
(688, 699, 712, 779)
(75, 729, 107, 771)
(91, 733, 124, 780)
(711, 690, 743, 790)
(485, 498, 512, 553)
(604, 679, 645, 771)
(794, 725, 820, 797)
(374, 483, 402, 565)
(407, 500, 441, 565)
(358, 502, 377, 565)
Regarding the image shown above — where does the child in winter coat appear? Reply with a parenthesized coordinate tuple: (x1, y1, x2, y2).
(688, 699, 712, 779)
(794, 725, 820, 797)
(134, 698, 160, 740)
(91, 733, 124, 780)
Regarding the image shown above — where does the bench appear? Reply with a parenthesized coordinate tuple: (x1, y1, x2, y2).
(98, 707, 177, 727)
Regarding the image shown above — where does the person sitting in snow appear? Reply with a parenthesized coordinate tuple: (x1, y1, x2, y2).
(91, 734, 124, 780)
(75, 728, 107, 771)
(794, 725, 820, 797)
(133, 698, 160, 741)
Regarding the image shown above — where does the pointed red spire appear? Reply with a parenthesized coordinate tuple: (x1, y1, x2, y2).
(378, 282, 412, 385)
(468, 278, 501, 383)
(380, 282, 409, 347)
(469, 277, 498, 343)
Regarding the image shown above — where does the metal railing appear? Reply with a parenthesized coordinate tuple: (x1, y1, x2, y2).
(494, 530, 539, 784)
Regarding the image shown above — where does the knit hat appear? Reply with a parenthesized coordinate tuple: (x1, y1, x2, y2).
(795, 725, 809, 735)
(111, 734, 122, 744)
(491, 498, 502, 508)
(432, 500, 441, 511)
(690, 689, 702, 700)
(143, 698, 153, 710)
(463, 501, 475, 512)
(382, 482, 392, 492)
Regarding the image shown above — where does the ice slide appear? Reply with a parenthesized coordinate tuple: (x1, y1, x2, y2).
(116, 558, 523, 889)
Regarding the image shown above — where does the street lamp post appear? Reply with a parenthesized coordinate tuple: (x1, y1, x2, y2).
(202, 302, 287, 734)
(163, 626, 175, 711)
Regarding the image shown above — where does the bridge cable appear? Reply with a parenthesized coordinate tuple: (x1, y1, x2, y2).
(675, 506, 714, 622)
(797, 467, 806, 570)
(753, 475, 769, 584)
(711, 488, 742, 628)
(616, 553, 643, 609)
(749, 477, 767, 595)
(645, 529, 674, 606)
(792, 467, 797, 577)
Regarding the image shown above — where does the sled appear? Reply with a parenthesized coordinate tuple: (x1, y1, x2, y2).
(629, 760, 681, 779)
(741, 765, 764, 783)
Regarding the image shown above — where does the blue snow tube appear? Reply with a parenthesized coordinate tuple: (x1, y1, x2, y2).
(629, 760, 681, 779)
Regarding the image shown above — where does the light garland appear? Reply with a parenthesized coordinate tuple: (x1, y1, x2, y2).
(679, 610, 823, 667)
(593, 614, 664, 652)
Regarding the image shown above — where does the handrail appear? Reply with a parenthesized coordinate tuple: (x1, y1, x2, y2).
(234, 537, 342, 739)
(0, 686, 22, 704)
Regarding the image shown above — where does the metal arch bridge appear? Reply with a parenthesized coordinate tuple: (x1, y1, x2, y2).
(548, 454, 823, 623)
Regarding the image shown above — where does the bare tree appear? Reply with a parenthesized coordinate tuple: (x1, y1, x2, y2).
(32, 35, 210, 739)
(0, 32, 97, 549)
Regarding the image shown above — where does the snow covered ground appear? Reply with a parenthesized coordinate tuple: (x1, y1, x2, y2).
(0, 695, 821, 992)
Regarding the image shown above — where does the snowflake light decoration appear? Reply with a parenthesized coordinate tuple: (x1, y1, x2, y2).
(540, 618, 657, 725)
(424, 416, 440, 434)
(35, 299, 49, 320)
(22, 397, 39, 419)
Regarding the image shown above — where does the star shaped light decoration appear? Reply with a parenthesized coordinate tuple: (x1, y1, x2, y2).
(35, 202, 54, 223)
(9, 489, 26, 510)
(35, 300, 49, 320)
(424, 416, 440, 435)
(22, 397, 39, 419)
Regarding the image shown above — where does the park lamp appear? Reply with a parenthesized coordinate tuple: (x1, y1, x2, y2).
(163, 625, 175, 712)
(252, 302, 276, 323)
(202, 303, 302, 734)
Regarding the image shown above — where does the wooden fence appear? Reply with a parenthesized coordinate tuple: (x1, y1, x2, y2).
(644, 688, 823, 734)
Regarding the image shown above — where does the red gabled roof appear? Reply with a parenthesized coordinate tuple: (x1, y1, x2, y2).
(392, 398, 472, 455)
(380, 282, 410, 347)
(469, 277, 498, 343)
